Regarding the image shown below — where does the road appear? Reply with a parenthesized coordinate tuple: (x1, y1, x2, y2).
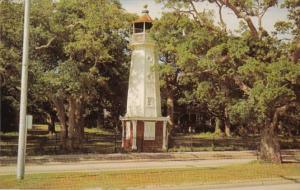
(0, 158, 254, 175)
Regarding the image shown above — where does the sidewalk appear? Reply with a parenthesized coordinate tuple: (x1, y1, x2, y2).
(1, 149, 299, 166)
(0, 158, 254, 175)
(0, 150, 258, 166)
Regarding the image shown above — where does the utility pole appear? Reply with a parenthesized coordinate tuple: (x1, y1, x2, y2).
(17, 0, 30, 180)
(0, 77, 2, 134)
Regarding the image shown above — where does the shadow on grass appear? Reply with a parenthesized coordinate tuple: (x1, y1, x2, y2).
(170, 134, 300, 152)
(0, 127, 120, 157)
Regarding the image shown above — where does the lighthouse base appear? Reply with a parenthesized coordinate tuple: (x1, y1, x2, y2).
(120, 117, 169, 152)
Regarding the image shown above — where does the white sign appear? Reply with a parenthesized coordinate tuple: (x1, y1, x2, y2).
(144, 122, 155, 140)
(26, 115, 33, 130)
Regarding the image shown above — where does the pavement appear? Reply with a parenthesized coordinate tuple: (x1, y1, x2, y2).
(0, 158, 254, 175)
(1, 151, 300, 190)
(1, 149, 298, 166)
(0, 150, 259, 175)
(0, 150, 259, 166)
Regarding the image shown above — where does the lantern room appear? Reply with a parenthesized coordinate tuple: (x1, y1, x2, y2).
(132, 8, 153, 34)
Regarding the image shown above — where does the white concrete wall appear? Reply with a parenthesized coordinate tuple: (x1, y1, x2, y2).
(126, 33, 162, 117)
(126, 47, 145, 116)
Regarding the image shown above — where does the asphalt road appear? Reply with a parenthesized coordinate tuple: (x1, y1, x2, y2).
(0, 158, 254, 175)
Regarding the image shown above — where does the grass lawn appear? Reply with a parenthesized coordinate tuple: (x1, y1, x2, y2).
(0, 125, 118, 156)
(1, 126, 299, 156)
(170, 132, 300, 152)
(1, 162, 300, 190)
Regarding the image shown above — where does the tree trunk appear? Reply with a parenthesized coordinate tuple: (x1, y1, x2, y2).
(224, 109, 231, 137)
(167, 92, 174, 127)
(52, 97, 68, 149)
(46, 112, 55, 135)
(215, 118, 223, 135)
(67, 96, 84, 151)
(224, 119, 231, 137)
(259, 104, 292, 163)
(260, 120, 282, 163)
(67, 97, 76, 151)
(96, 114, 102, 129)
(53, 96, 85, 152)
(74, 97, 84, 148)
(293, 41, 300, 63)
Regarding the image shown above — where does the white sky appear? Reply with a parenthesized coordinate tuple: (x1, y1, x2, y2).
(120, 0, 289, 34)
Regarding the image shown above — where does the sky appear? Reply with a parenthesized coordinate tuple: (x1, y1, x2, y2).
(119, 0, 289, 34)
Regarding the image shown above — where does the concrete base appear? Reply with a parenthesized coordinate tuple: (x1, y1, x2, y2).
(120, 117, 168, 152)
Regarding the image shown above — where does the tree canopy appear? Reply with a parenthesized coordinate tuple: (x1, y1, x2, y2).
(0, 0, 299, 162)
(154, 0, 300, 162)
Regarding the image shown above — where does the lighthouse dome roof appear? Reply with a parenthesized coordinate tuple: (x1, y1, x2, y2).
(134, 9, 152, 23)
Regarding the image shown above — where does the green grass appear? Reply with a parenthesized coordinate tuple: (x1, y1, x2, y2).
(0, 124, 116, 156)
(34, 124, 113, 136)
(0, 131, 18, 137)
(190, 132, 221, 139)
(168, 145, 247, 152)
(1, 162, 300, 190)
(84, 127, 113, 135)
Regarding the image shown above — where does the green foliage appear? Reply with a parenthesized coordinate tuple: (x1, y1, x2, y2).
(0, 1, 24, 131)
(229, 100, 254, 125)
(1, 0, 299, 142)
(156, 0, 300, 141)
(274, 21, 293, 35)
(233, 58, 300, 124)
(31, 1, 132, 101)
(0, 0, 135, 131)
(281, 0, 300, 38)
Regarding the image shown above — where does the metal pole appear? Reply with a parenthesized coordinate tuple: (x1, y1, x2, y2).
(0, 77, 2, 134)
(16, 0, 30, 180)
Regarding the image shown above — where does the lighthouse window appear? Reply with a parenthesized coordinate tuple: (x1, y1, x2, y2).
(134, 23, 144, 33)
(144, 122, 155, 140)
(146, 97, 154, 106)
(126, 121, 131, 139)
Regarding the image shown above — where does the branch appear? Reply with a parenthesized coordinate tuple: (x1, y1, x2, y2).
(0, 71, 6, 87)
(272, 102, 297, 125)
(215, 0, 227, 31)
(293, 41, 300, 63)
(258, 6, 269, 38)
(188, 0, 216, 32)
(187, 0, 204, 27)
(35, 37, 55, 50)
(233, 76, 251, 94)
(66, 22, 82, 29)
(219, 0, 258, 37)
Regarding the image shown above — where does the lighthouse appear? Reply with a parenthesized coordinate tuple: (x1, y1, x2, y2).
(120, 8, 169, 152)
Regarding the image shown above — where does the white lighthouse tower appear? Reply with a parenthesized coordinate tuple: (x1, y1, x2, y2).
(120, 8, 169, 152)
